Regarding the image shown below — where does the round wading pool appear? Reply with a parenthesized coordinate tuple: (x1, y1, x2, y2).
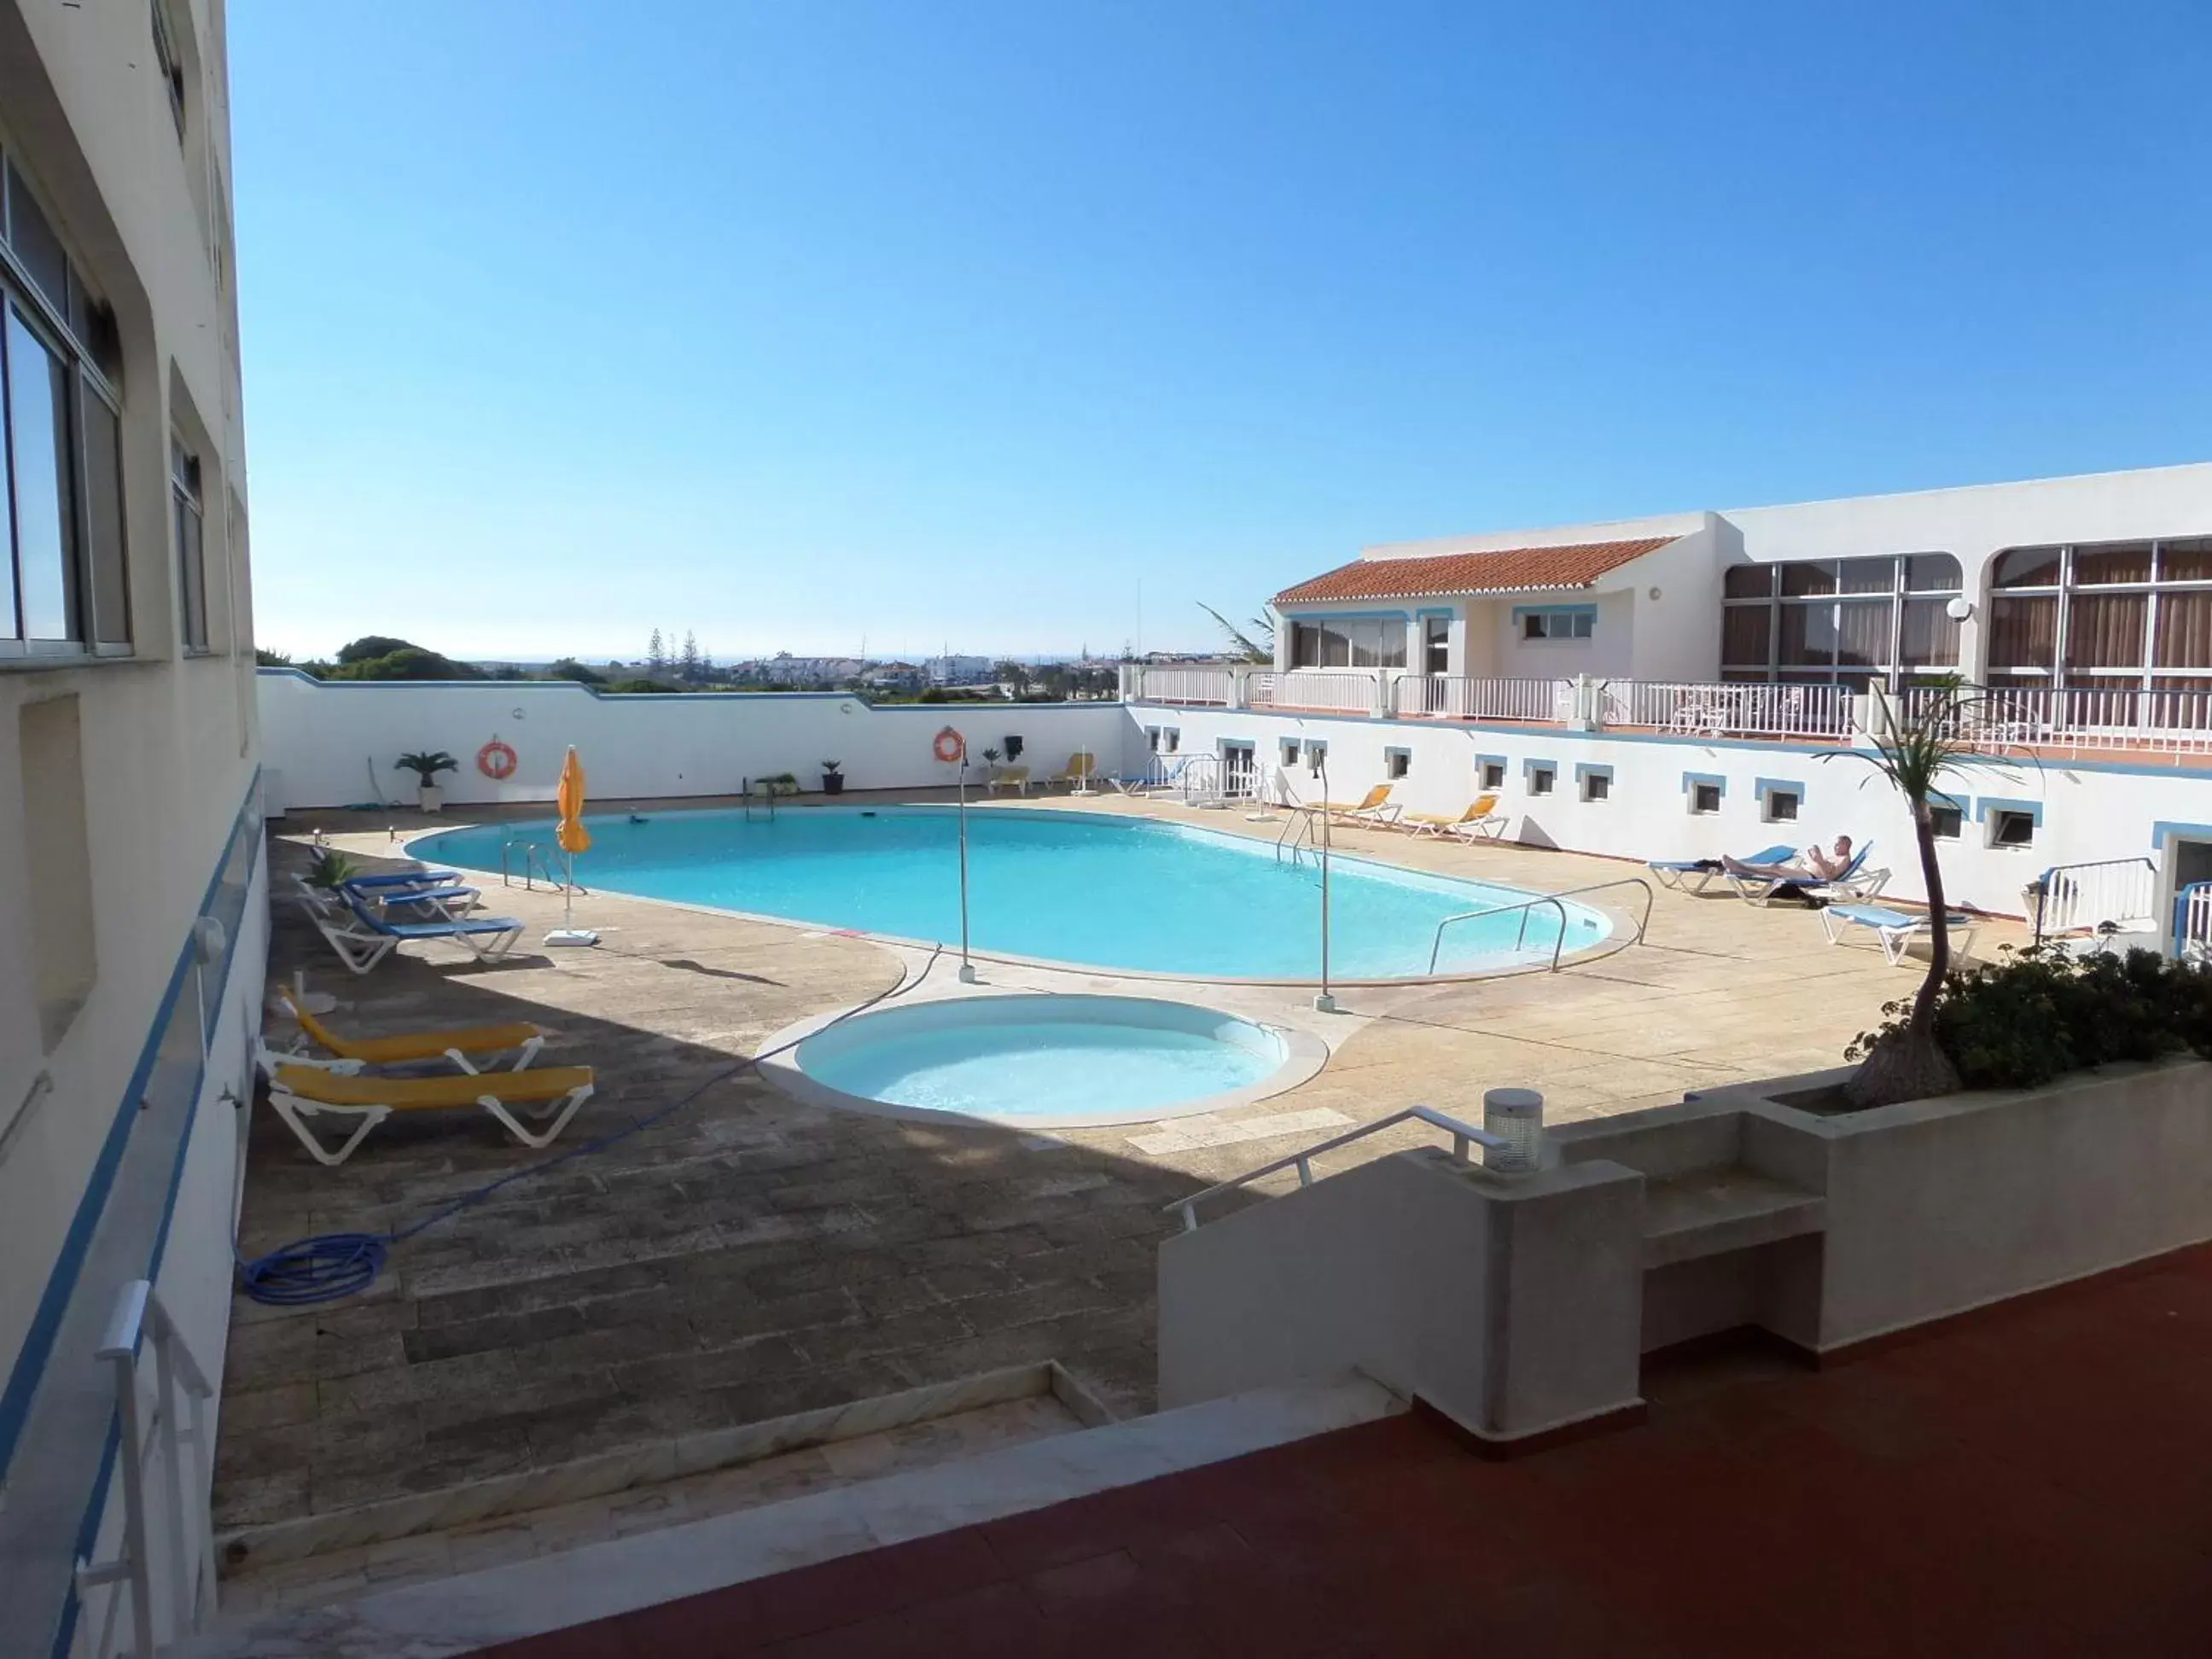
(759, 994, 1328, 1128)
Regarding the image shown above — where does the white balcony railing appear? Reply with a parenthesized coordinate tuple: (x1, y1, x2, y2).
(1607, 680, 1854, 740)
(1394, 675, 1570, 722)
(1126, 666, 1237, 707)
(1899, 684, 2212, 756)
(2182, 883, 2212, 964)
(1117, 664, 2212, 758)
(1247, 669, 1382, 715)
(2029, 856, 2160, 944)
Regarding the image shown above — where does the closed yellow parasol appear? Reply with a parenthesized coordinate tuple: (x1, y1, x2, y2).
(547, 747, 597, 945)
(556, 747, 592, 855)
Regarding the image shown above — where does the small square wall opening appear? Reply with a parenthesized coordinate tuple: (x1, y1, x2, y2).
(1691, 783, 1722, 815)
(1479, 760, 1505, 791)
(1930, 805, 1963, 840)
(1580, 771, 1610, 803)
(1989, 808, 2035, 848)
(1763, 787, 1800, 824)
(1528, 765, 1556, 796)
(1384, 748, 1411, 781)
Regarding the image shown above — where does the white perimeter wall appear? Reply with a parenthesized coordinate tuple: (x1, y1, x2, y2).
(259, 672, 1131, 809)
(261, 671, 2212, 923)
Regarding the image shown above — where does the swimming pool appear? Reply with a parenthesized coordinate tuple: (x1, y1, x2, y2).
(761, 994, 1325, 1127)
(410, 806, 1612, 981)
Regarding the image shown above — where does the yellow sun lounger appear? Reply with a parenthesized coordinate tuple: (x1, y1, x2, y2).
(277, 990, 545, 1074)
(1319, 784, 1400, 825)
(1403, 795, 1506, 841)
(265, 1062, 597, 1167)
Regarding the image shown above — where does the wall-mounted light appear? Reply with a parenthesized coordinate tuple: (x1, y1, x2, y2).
(1946, 597, 1975, 622)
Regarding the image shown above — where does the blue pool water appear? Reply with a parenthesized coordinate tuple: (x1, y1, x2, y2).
(411, 806, 1609, 980)
(792, 995, 1288, 1121)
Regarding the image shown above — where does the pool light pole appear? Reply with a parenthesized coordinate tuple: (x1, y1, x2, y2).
(1313, 748, 1336, 1013)
(953, 729, 978, 982)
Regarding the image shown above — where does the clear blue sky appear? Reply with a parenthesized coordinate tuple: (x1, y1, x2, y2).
(233, 1, 2212, 664)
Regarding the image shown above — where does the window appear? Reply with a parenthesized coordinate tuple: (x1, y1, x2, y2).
(1988, 809, 2036, 849)
(1722, 554, 1961, 690)
(1220, 741, 1255, 788)
(151, 0, 189, 139)
(1930, 804, 1962, 840)
(1763, 786, 1801, 823)
(1289, 616, 1406, 669)
(1528, 765, 1556, 796)
(1691, 783, 1722, 815)
(1421, 614, 1450, 674)
(1279, 737, 1301, 768)
(0, 154, 129, 659)
(1985, 538, 2212, 694)
(1518, 606, 1594, 642)
(1145, 726, 1161, 753)
(1162, 728, 1180, 754)
(1479, 758, 1506, 791)
(1303, 741, 1327, 771)
(173, 439, 208, 652)
(1384, 748, 1411, 780)
(1579, 766, 1611, 802)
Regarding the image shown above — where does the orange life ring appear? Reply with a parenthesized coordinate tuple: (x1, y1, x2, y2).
(931, 726, 965, 765)
(477, 739, 519, 780)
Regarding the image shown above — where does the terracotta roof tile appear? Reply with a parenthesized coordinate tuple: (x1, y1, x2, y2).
(1273, 537, 1675, 606)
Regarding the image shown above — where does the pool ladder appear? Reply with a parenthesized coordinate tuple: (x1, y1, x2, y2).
(501, 840, 587, 894)
(741, 777, 779, 821)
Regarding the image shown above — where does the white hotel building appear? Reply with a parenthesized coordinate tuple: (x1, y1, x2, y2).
(0, 3, 261, 1654)
(1124, 462, 2212, 940)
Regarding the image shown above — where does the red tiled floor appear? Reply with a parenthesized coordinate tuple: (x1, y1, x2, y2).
(476, 1244, 2212, 1657)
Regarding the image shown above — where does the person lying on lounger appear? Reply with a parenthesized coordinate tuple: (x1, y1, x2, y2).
(1720, 835, 1853, 884)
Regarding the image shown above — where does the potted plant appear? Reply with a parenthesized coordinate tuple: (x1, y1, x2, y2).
(821, 760, 845, 796)
(395, 750, 459, 812)
(305, 848, 358, 892)
(981, 747, 1002, 780)
(763, 771, 802, 798)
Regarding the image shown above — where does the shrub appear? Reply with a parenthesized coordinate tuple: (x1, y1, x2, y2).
(1848, 945, 2212, 1091)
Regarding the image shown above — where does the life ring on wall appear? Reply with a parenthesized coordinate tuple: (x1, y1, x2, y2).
(477, 739, 519, 781)
(931, 727, 965, 765)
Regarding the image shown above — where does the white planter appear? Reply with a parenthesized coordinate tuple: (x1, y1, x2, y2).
(417, 783, 444, 813)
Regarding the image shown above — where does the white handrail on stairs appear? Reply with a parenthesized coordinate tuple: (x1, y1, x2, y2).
(74, 1279, 218, 1659)
(1164, 1104, 1512, 1232)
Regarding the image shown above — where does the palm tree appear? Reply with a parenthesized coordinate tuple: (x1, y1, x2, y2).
(1198, 603, 1276, 662)
(1820, 675, 2002, 1107)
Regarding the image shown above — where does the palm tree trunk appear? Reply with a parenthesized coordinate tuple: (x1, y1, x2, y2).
(1908, 799, 1950, 1033)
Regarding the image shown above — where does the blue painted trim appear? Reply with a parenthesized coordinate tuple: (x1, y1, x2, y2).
(1474, 754, 1508, 769)
(1279, 608, 1412, 622)
(1681, 771, 1726, 795)
(0, 771, 261, 1485)
(2152, 820, 2212, 849)
(1511, 603, 1598, 621)
(1930, 789, 1967, 813)
(1522, 757, 1558, 785)
(1753, 776, 1806, 801)
(1414, 606, 1456, 620)
(1975, 796, 2046, 826)
(1575, 762, 1615, 783)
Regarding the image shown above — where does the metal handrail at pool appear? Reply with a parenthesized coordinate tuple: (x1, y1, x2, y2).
(1425, 875, 1655, 975)
(1166, 1103, 1509, 1232)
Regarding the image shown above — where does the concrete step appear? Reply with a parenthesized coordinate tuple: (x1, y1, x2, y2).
(214, 1359, 1110, 1605)
(1641, 1166, 1825, 1269)
(179, 1374, 1402, 1658)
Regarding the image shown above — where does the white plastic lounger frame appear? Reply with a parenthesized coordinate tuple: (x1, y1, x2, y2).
(297, 893, 526, 975)
(263, 1074, 597, 1167)
(1820, 903, 1979, 968)
(1647, 859, 1724, 894)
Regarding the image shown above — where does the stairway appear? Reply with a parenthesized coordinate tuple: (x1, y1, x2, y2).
(178, 1374, 1400, 1657)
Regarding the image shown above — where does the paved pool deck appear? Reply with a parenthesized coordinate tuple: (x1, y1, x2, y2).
(218, 788, 2023, 1604)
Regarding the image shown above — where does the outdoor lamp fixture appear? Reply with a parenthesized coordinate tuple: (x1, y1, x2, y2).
(1482, 1087, 1545, 1173)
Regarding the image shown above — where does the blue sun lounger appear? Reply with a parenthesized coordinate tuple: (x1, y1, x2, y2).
(1821, 903, 1977, 967)
(1648, 843, 1796, 896)
(300, 891, 527, 975)
(1725, 841, 1883, 907)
